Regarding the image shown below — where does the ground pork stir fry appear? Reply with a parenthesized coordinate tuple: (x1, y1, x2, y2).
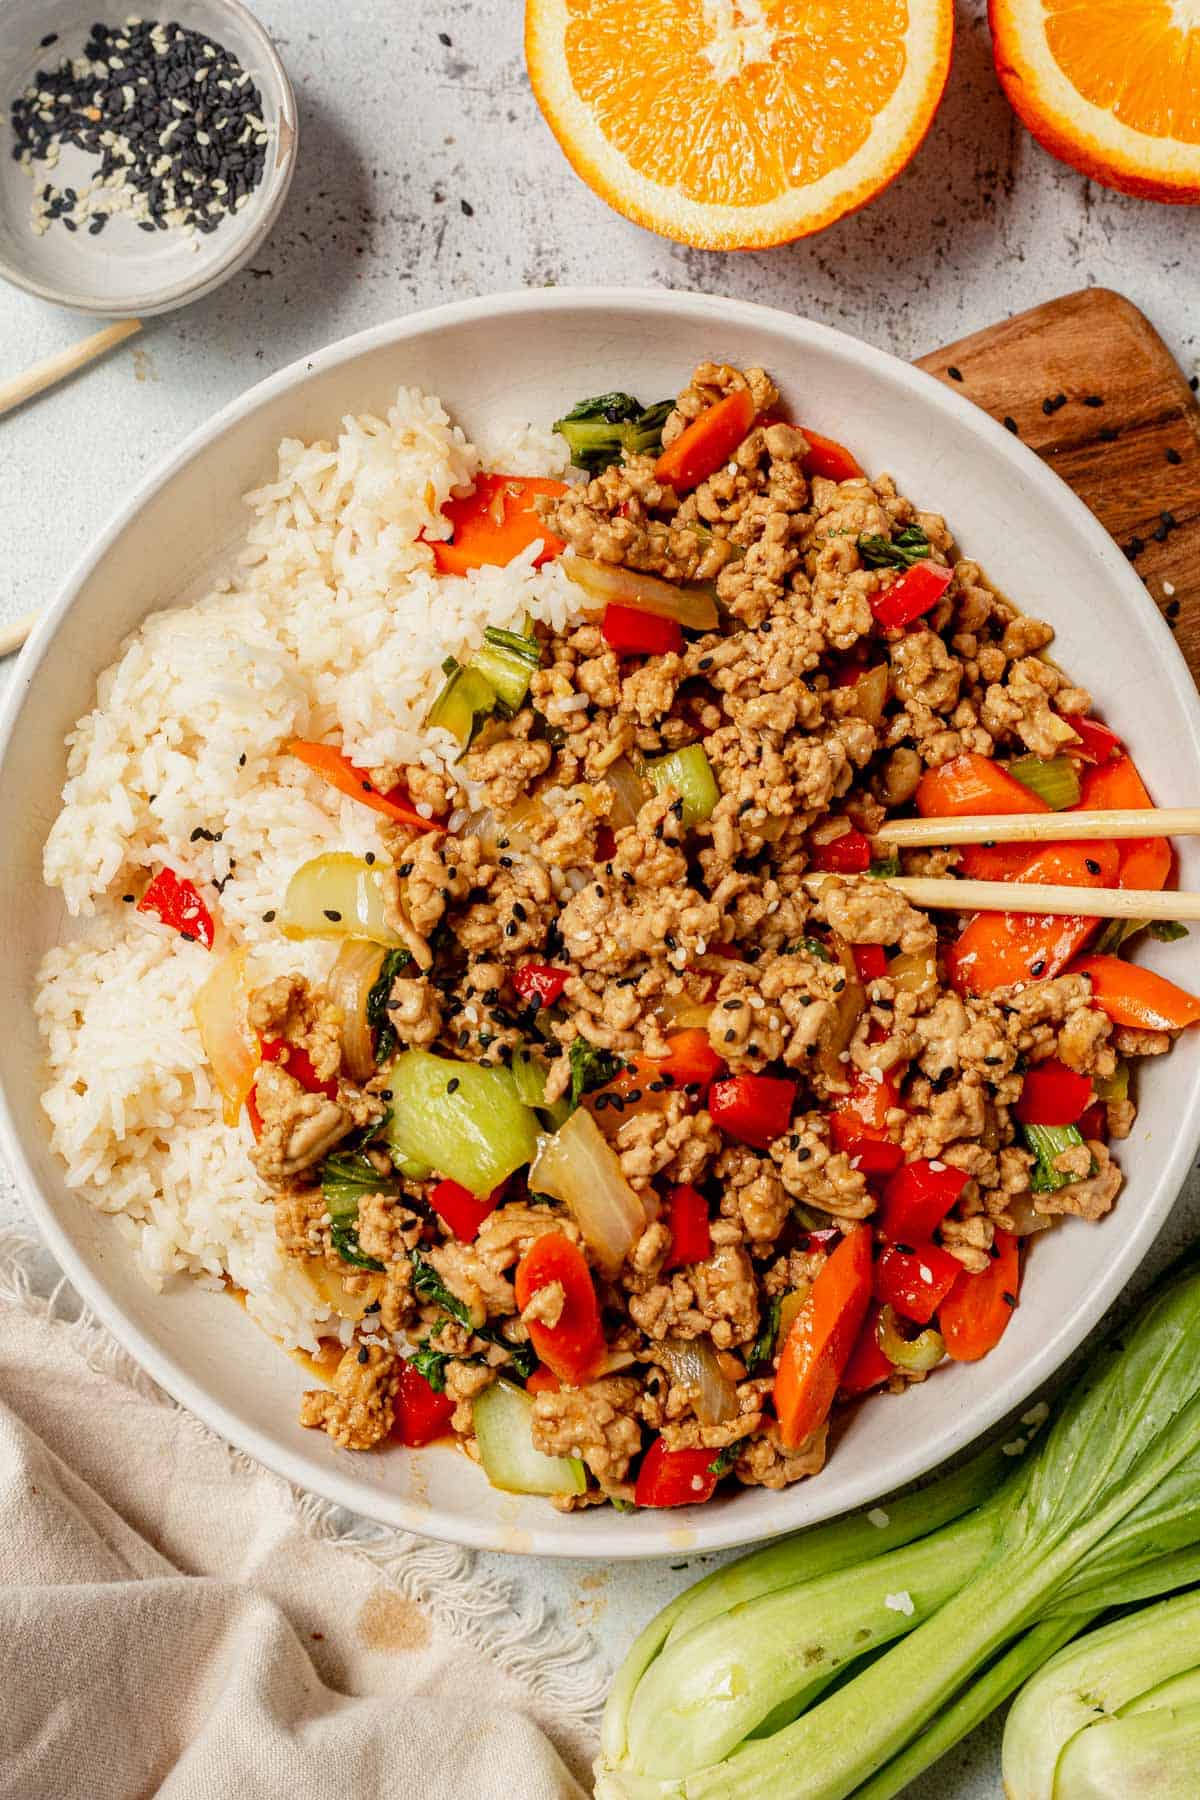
(243, 361, 1192, 1513)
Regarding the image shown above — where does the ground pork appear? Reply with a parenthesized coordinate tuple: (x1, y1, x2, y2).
(300, 1341, 399, 1451)
(531, 1377, 644, 1489)
(248, 973, 342, 1083)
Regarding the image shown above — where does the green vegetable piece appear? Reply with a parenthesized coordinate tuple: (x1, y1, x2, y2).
(869, 852, 902, 878)
(567, 1037, 625, 1110)
(1008, 753, 1082, 811)
(1149, 918, 1188, 942)
(554, 392, 673, 475)
(645, 744, 720, 829)
(385, 1050, 538, 1198)
(511, 1046, 572, 1131)
(473, 1378, 588, 1496)
(1094, 1059, 1129, 1103)
(408, 1341, 452, 1393)
(1003, 1588, 1200, 1799)
(800, 936, 832, 963)
(483, 623, 541, 666)
(410, 1247, 473, 1327)
(471, 641, 536, 716)
(745, 1296, 782, 1376)
(856, 525, 932, 570)
(320, 1149, 400, 1225)
(330, 1223, 385, 1271)
(366, 946, 412, 1068)
(426, 662, 499, 749)
(1022, 1121, 1088, 1192)
(707, 1445, 738, 1478)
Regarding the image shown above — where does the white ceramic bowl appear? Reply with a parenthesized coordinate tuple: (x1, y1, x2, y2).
(0, 0, 297, 316)
(3, 288, 1199, 1559)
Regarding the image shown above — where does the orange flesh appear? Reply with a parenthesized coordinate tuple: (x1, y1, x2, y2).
(1043, 0, 1200, 143)
(563, 0, 911, 206)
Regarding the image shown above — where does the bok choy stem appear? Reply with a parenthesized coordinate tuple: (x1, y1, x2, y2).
(596, 1254, 1200, 1800)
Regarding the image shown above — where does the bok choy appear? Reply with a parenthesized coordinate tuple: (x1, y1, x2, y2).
(596, 1252, 1200, 1799)
(1003, 1588, 1200, 1797)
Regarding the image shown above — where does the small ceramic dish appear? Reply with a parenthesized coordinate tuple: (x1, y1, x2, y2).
(2, 288, 1198, 1559)
(0, 0, 297, 316)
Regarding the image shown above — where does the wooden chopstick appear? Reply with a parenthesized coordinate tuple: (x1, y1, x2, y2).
(0, 318, 142, 420)
(875, 807, 1199, 848)
(804, 873, 1196, 920)
(0, 613, 38, 659)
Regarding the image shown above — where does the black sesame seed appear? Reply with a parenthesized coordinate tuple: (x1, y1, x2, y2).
(357, 1347, 369, 1364)
(438, 30, 452, 44)
(447, 1077, 460, 1093)
(1002, 1291, 1017, 1307)
(1166, 447, 1183, 466)
(724, 1028, 737, 1043)
(722, 998, 742, 1011)
(460, 198, 474, 216)
(1153, 524, 1168, 543)
(238, 752, 246, 767)
(1161, 510, 1178, 529)
(1167, 599, 1182, 621)
(365, 851, 376, 865)
(1030, 959, 1046, 977)
(946, 365, 963, 382)
(398, 862, 414, 878)
(1003, 416, 1019, 435)
(1085, 858, 1101, 875)
(262, 910, 276, 922)
(795, 1146, 812, 1162)
(1082, 394, 1104, 408)
(122, 893, 135, 903)
(39, 32, 58, 46)
(504, 922, 518, 938)
(1192, 377, 1199, 392)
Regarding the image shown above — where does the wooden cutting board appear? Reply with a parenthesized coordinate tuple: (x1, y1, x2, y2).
(915, 287, 1200, 682)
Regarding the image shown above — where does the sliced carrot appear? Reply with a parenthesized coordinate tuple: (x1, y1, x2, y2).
(946, 840, 1120, 997)
(798, 427, 864, 483)
(941, 1231, 1020, 1363)
(958, 840, 1049, 882)
(1072, 956, 1200, 1032)
(773, 1227, 873, 1449)
(430, 474, 567, 576)
(917, 752, 1051, 820)
(654, 388, 756, 491)
(1078, 754, 1171, 892)
(288, 740, 440, 832)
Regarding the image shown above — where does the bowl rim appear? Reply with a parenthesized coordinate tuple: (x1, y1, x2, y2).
(4, 283, 1199, 1559)
(0, 0, 298, 317)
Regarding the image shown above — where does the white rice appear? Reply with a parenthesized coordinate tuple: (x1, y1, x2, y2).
(35, 387, 577, 1350)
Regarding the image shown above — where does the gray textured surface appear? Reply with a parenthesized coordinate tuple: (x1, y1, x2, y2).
(2, 0, 1199, 1791)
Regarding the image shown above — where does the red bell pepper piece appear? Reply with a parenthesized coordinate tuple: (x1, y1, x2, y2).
(839, 1302, 894, 1397)
(595, 823, 617, 862)
(946, 840, 1121, 997)
(940, 1230, 1021, 1363)
(1072, 956, 1200, 1032)
(394, 1361, 456, 1447)
(1014, 1060, 1093, 1127)
(137, 867, 215, 949)
(288, 739, 440, 833)
(634, 1437, 721, 1508)
(797, 427, 864, 483)
(1078, 754, 1171, 892)
(869, 561, 954, 631)
(709, 1073, 796, 1148)
(655, 388, 756, 491)
(812, 829, 872, 875)
(430, 474, 567, 575)
(512, 963, 572, 1009)
(1062, 713, 1123, 765)
(874, 1241, 963, 1326)
(525, 1365, 561, 1396)
(429, 1178, 503, 1243)
(774, 1226, 873, 1448)
(1078, 1100, 1108, 1141)
(878, 1159, 969, 1243)
(258, 1036, 339, 1101)
(916, 752, 1050, 821)
(601, 603, 683, 657)
(840, 1135, 905, 1179)
(514, 1232, 606, 1387)
(663, 1184, 712, 1270)
(852, 944, 889, 984)
(830, 1065, 903, 1148)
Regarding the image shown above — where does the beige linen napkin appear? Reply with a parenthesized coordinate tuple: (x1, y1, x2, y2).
(0, 1235, 594, 1800)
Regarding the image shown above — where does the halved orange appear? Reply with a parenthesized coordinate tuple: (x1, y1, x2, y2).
(991, 0, 1200, 202)
(525, 1, 955, 250)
